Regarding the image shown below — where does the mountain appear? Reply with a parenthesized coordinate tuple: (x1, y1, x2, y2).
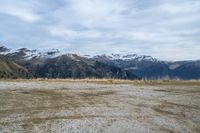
(168, 61, 200, 80)
(93, 54, 200, 80)
(32, 55, 138, 79)
(6, 48, 60, 60)
(0, 46, 10, 53)
(0, 55, 31, 79)
(2, 46, 200, 80)
(5, 48, 139, 79)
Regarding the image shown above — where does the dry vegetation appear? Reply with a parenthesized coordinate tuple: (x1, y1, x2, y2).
(0, 79, 200, 132)
(2, 78, 200, 85)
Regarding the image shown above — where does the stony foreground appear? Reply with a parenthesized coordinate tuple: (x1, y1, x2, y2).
(0, 80, 200, 133)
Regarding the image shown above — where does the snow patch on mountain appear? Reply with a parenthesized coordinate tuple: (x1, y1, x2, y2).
(6, 48, 62, 60)
(93, 54, 158, 62)
(3, 46, 159, 62)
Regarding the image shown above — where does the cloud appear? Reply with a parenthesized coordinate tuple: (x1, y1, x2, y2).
(0, 1, 41, 23)
(0, 0, 200, 61)
(0, 7, 40, 23)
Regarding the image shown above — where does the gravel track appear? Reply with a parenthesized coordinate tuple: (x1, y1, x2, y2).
(0, 81, 200, 133)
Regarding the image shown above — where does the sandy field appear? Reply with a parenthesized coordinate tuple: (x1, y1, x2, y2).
(0, 80, 200, 133)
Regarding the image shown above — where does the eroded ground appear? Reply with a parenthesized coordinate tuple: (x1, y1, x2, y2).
(0, 80, 200, 133)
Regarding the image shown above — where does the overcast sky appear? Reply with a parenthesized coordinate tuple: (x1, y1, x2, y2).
(0, 0, 200, 61)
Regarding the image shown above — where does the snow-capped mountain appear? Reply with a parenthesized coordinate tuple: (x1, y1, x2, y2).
(5, 47, 92, 61)
(1, 46, 200, 80)
(2, 45, 158, 63)
(5, 48, 62, 60)
(93, 54, 158, 62)
(2, 47, 139, 79)
(25, 49, 61, 59)
(92, 53, 200, 80)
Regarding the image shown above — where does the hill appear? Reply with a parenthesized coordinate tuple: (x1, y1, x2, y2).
(0, 55, 31, 79)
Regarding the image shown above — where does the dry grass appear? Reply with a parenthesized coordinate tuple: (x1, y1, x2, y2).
(1, 78, 200, 85)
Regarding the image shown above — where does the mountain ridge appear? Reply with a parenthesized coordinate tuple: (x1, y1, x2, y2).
(1, 46, 200, 80)
(1, 47, 139, 79)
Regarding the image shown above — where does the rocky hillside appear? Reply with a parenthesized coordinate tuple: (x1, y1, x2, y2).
(4, 48, 139, 79)
(0, 55, 31, 79)
(2, 46, 200, 80)
(93, 54, 200, 80)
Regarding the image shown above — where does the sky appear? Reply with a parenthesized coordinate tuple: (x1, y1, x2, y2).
(0, 0, 200, 61)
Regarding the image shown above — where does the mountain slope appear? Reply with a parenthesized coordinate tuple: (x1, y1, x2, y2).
(32, 55, 138, 79)
(0, 55, 31, 79)
(5, 49, 139, 79)
(93, 54, 200, 80)
(93, 54, 170, 79)
(170, 61, 200, 80)
(3, 46, 200, 80)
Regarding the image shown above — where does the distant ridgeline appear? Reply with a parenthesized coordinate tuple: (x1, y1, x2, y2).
(0, 46, 200, 80)
(0, 46, 138, 79)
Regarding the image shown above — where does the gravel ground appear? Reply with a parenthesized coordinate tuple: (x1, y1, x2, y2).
(0, 80, 200, 133)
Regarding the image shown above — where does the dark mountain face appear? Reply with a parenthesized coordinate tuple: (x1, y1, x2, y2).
(0, 46, 10, 53)
(93, 55, 200, 80)
(2, 46, 200, 80)
(5, 49, 139, 79)
(32, 55, 138, 79)
(0, 55, 31, 79)
(170, 61, 200, 80)
(94, 58, 170, 79)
